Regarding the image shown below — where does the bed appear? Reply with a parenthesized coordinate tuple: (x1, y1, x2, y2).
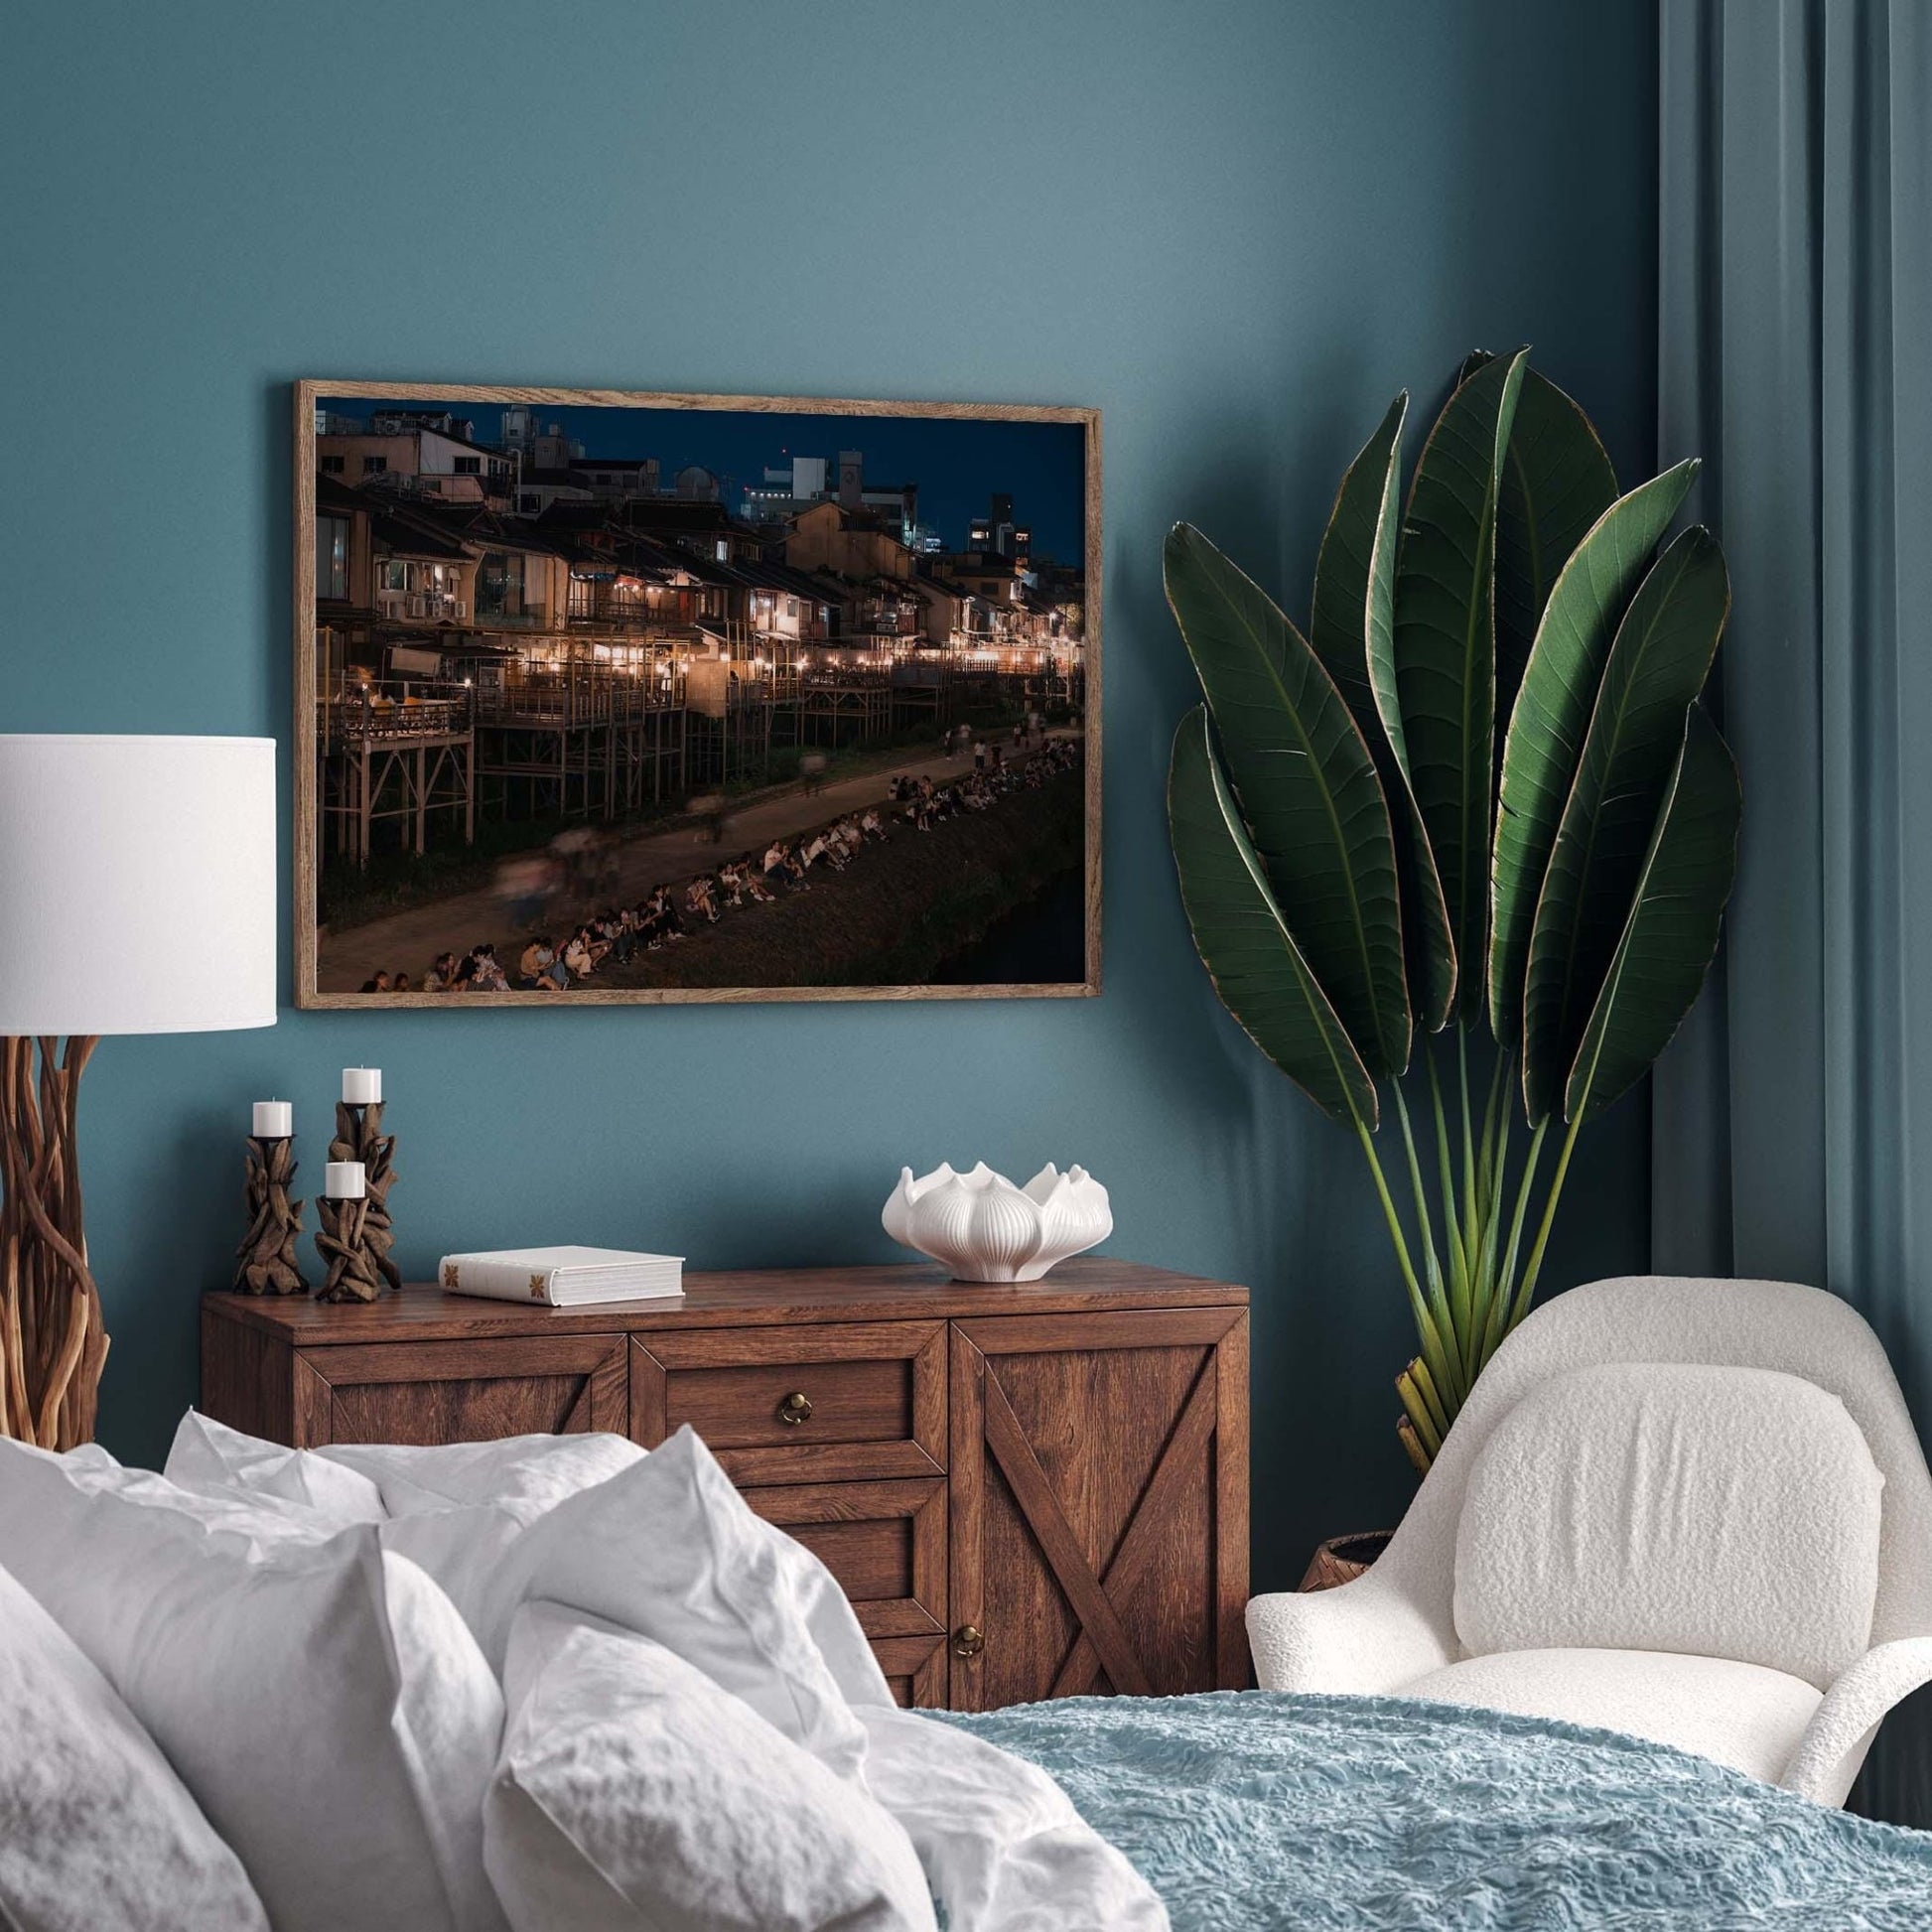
(6, 1413, 1932, 1932)
(954, 1691, 1932, 1929)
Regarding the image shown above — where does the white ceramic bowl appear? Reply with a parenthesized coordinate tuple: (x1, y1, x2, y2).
(881, 1162, 1112, 1282)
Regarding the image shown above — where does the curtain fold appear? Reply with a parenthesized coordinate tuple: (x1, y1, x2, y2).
(1656, 0, 1932, 1827)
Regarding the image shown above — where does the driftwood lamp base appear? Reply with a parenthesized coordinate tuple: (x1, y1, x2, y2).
(0, 1036, 108, 1449)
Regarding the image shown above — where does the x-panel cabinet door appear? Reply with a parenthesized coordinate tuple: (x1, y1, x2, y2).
(947, 1309, 1249, 1713)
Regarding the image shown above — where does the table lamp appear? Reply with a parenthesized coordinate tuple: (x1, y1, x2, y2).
(0, 735, 277, 1449)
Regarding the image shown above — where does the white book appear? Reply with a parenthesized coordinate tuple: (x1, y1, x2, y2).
(438, 1245, 685, 1308)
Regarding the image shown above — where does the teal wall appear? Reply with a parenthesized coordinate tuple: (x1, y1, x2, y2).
(0, 0, 1657, 1584)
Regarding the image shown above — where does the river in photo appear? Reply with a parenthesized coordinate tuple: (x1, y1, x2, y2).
(932, 866, 1085, 985)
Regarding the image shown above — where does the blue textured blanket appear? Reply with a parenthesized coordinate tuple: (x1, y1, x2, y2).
(947, 1691, 1932, 1928)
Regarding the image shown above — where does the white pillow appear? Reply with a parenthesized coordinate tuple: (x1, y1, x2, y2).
(45, 1440, 345, 1551)
(483, 1604, 936, 1932)
(387, 1427, 880, 1781)
(166, 1410, 386, 1529)
(1454, 1361, 1884, 1688)
(179, 1416, 892, 1723)
(0, 1440, 508, 1932)
(0, 1560, 270, 1932)
(321, 1430, 645, 1521)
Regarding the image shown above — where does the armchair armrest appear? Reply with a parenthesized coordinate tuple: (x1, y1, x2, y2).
(1779, 1636, 1932, 1805)
(1246, 1571, 1453, 1696)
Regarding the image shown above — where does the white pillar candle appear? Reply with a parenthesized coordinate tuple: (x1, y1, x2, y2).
(342, 1067, 382, 1105)
(324, 1161, 366, 1200)
(251, 1100, 293, 1138)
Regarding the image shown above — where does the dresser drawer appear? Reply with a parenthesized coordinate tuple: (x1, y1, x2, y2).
(628, 1321, 945, 1483)
(745, 1477, 948, 1710)
(287, 1336, 628, 1448)
(742, 1477, 946, 1641)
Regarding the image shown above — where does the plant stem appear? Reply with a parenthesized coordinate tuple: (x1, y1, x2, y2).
(1472, 1084, 1512, 1373)
(1424, 1042, 1470, 1346)
(1354, 1119, 1458, 1401)
(1392, 1083, 1454, 1356)
(1477, 1052, 1506, 1208)
(1405, 1353, 1451, 1438)
(1490, 1117, 1547, 1350)
(1510, 1106, 1585, 1330)
(1457, 1029, 1480, 1273)
(1396, 1365, 1445, 1455)
(1463, 1060, 1510, 1381)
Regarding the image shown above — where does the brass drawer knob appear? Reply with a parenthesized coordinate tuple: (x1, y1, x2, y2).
(776, 1390, 814, 1426)
(952, 1623, 986, 1659)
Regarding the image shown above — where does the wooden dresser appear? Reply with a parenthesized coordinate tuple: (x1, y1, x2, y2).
(202, 1258, 1249, 1713)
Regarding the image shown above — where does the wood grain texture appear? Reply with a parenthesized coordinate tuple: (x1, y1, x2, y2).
(626, 1335, 667, 1448)
(740, 1477, 945, 1640)
(291, 1352, 334, 1449)
(668, 1358, 909, 1449)
(1216, 1311, 1252, 1688)
(198, 1309, 293, 1445)
(870, 1633, 949, 1710)
(291, 378, 1102, 1010)
(951, 1306, 1246, 1357)
(947, 1331, 989, 1711)
(232, 1136, 308, 1296)
(628, 1318, 944, 1483)
(981, 1367, 1153, 1697)
(290, 1333, 625, 1447)
(948, 1308, 1247, 1712)
(1047, 1350, 1218, 1698)
(0, 1036, 107, 1449)
(202, 1259, 1246, 1346)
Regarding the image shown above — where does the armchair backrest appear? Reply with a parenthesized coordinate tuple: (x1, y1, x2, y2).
(1452, 1359, 1885, 1685)
(1376, 1278, 1932, 1663)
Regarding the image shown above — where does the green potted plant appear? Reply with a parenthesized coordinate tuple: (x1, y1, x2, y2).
(1166, 348, 1739, 1477)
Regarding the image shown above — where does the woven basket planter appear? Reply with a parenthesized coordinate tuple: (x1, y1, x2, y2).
(1297, 1529, 1394, 1592)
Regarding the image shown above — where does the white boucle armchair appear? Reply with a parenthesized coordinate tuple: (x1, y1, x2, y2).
(1247, 1276, 1932, 1805)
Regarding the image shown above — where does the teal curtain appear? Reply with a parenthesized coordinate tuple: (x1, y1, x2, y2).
(1655, 0, 1932, 1827)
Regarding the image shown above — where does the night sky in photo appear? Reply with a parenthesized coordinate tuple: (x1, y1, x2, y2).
(324, 397, 1088, 562)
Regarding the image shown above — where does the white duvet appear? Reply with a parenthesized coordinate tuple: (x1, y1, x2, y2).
(154, 1411, 1170, 1932)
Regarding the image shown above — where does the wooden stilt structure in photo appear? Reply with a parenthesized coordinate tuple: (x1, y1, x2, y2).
(0, 1036, 108, 1449)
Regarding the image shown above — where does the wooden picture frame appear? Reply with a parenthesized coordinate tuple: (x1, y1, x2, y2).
(293, 381, 1100, 1009)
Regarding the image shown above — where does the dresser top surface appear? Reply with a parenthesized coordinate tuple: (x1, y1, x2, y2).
(203, 1256, 1248, 1344)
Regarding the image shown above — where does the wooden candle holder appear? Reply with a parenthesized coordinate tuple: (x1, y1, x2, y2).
(233, 1136, 307, 1296)
(315, 1193, 383, 1304)
(329, 1100, 401, 1293)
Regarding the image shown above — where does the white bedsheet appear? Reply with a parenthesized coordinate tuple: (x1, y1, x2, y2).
(861, 1704, 1169, 1932)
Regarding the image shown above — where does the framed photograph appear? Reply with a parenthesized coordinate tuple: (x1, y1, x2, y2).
(293, 382, 1099, 1008)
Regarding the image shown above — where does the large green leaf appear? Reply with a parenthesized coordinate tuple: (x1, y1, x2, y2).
(1562, 706, 1740, 1124)
(1488, 460, 1701, 1057)
(1168, 706, 1378, 1127)
(1393, 348, 1526, 1021)
(1521, 527, 1729, 1121)
(1311, 394, 1456, 1032)
(1495, 368, 1619, 732)
(1165, 522, 1410, 1078)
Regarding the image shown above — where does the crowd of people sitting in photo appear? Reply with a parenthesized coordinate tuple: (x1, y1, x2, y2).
(354, 725, 1083, 994)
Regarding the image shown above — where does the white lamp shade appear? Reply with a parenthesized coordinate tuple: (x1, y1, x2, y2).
(0, 736, 277, 1035)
